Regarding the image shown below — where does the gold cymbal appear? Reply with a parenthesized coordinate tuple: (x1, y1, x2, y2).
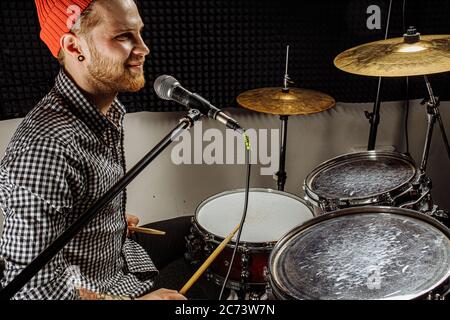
(334, 35, 450, 77)
(236, 87, 335, 116)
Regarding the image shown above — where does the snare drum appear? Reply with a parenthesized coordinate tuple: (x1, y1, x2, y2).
(304, 151, 431, 214)
(267, 206, 450, 300)
(186, 188, 314, 292)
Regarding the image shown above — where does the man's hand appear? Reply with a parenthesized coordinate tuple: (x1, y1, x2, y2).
(136, 288, 187, 300)
(76, 287, 186, 300)
(126, 213, 140, 236)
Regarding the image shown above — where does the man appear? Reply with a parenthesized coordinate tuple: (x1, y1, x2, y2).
(0, 0, 186, 300)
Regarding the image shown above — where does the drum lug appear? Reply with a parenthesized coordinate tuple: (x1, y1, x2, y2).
(241, 270, 250, 281)
(265, 242, 274, 250)
(204, 243, 214, 256)
(263, 266, 270, 282)
(241, 251, 250, 282)
(379, 192, 393, 204)
(324, 199, 339, 211)
(263, 268, 274, 299)
(203, 233, 213, 242)
(239, 244, 250, 254)
(241, 253, 250, 265)
(185, 226, 204, 264)
(426, 292, 442, 300)
(206, 271, 214, 282)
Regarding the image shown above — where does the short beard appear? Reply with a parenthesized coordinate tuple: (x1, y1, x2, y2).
(86, 40, 145, 93)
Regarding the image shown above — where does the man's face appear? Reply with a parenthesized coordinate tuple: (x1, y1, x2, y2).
(83, 0, 150, 93)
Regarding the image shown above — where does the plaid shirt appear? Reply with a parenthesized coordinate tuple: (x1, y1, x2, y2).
(0, 70, 158, 300)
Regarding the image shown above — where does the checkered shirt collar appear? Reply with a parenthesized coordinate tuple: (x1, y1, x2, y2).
(54, 69, 126, 135)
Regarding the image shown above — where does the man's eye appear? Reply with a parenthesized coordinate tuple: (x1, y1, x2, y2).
(115, 33, 131, 40)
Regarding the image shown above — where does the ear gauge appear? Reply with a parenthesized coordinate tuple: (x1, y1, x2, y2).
(78, 55, 85, 62)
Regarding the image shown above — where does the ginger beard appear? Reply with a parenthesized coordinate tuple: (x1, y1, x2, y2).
(85, 38, 146, 93)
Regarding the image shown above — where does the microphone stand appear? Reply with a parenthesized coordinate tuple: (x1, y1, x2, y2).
(0, 109, 203, 300)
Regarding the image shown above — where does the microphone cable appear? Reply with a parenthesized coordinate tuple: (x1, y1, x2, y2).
(218, 133, 252, 300)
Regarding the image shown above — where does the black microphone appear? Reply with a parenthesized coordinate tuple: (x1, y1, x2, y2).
(154, 75, 244, 134)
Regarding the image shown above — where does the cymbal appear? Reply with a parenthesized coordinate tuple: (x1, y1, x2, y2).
(236, 87, 335, 116)
(334, 35, 450, 77)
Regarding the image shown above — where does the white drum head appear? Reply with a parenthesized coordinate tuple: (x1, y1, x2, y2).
(195, 189, 314, 243)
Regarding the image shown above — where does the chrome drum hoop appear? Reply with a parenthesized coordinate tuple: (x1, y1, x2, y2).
(268, 206, 450, 300)
(304, 151, 418, 212)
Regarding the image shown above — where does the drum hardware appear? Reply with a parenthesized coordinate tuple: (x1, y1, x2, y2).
(398, 187, 432, 211)
(237, 46, 335, 191)
(248, 292, 265, 300)
(418, 75, 450, 174)
(274, 45, 293, 191)
(180, 223, 241, 296)
(426, 205, 450, 228)
(304, 151, 432, 214)
(334, 30, 450, 192)
(427, 286, 450, 300)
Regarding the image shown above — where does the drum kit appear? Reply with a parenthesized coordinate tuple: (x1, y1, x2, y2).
(185, 29, 450, 300)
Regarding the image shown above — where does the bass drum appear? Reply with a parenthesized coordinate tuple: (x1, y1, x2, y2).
(267, 206, 450, 300)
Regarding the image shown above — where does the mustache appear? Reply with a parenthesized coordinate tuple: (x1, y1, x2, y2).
(125, 59, 145, 65)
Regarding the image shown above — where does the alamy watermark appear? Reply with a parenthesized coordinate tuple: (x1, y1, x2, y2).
(171, 122, 280, 176)
(66, 5, 82, 30)
(366, 5, 381, 30)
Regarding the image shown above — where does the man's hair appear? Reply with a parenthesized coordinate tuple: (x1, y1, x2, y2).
(58, 0, 139, 66)
(58, 0, 101, 66)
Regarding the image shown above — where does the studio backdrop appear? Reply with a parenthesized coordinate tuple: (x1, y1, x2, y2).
(1, 0, 449, 120)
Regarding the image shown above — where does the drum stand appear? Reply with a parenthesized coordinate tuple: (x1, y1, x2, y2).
(418, 75, 450, 175)
(274, 115, 289, 191)
(416, 76, 450, 225)
(274, 45, 292, 192)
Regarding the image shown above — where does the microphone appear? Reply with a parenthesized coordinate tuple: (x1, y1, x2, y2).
(154, 75, 244, 134)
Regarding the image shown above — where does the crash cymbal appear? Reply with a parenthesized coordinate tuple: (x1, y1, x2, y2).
(334, 34, 450, 77)
(236, 87, 335, 116)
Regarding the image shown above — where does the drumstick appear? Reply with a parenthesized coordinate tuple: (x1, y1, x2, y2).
(128, 226, 166, 235)
(179, 223, 241, 295)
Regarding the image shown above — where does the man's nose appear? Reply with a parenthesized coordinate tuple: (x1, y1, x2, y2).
(134, 35, 150, 57)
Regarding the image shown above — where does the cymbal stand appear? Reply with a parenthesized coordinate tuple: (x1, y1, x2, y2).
(274, 45, 293, 191)
(418, 75, 450, 175)
(366, 0, 393, 150)
(275, 115, 288, 191)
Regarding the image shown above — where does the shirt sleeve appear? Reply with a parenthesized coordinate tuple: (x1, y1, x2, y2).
(0, 137, 77, 300)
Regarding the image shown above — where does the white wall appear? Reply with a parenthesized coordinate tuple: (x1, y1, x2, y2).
(1, 99, 449, 232)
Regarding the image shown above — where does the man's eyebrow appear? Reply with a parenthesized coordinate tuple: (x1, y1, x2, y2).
(114, 24, 145, 33)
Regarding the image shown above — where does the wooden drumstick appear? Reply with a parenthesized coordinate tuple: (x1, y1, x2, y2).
(179, 223, 241, 295)
(128, 226, 166, 235)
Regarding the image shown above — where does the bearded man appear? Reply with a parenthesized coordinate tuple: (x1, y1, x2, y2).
(0, 0, 187, 300)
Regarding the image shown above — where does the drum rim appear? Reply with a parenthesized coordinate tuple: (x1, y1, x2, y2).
(269, 206, 450, 300)
(304, 150, 417, 202)
(193, 188, 314, 247)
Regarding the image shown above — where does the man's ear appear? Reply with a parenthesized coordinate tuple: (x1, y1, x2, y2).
(60, 33, 83, 59)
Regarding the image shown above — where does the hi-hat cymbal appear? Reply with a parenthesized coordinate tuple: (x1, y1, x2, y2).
(334, 35, 450, 77)
(236, 87, 335, 116)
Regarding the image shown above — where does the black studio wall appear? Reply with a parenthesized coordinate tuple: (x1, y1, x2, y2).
(1, 0, 449, 120)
